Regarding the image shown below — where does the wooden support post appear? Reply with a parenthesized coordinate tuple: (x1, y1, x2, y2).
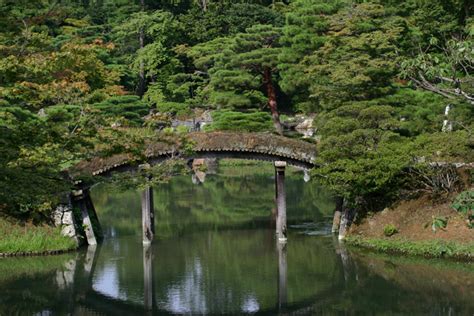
(338, 208, 350, 240)
(143, 244, 154, 312)
(141, 186, 155, 244)
(78, 197, 97, 246)
(84, 191, 103, 241)
(338, 201, 355, 240)
(331, 197, 343, 234)
(277, 241, 287, 310)
(303, 169, 311, 182)
(275, 161, 287, 242)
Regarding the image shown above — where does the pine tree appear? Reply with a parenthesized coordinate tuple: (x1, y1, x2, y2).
(279, 0, 345, 112)
(191, 25, 285, 134)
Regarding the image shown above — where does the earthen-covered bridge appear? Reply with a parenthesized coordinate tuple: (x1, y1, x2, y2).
(69, 132, 317, 246)
(73, 132, 316, 177)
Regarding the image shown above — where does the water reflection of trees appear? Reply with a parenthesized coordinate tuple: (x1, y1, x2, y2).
(91, 168, 334, 239)
(1, 239, 474, 315)
(0, 252, 82, 315)
(2, 166, 472, 314)
(92, 230, 342, 314)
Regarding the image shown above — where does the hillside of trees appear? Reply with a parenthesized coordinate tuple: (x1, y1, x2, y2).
(0, 0, 472, 220)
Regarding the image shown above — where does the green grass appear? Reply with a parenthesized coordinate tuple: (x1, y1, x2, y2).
(349, 245, 474, 276)
(0, 218, 77, 254)
(346, 235, 474, 261)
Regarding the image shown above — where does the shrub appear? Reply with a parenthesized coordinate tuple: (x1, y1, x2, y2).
(156, 102, 191, 118)
(383, 224, 398, 237)
(409, 165, 460, 195)
(92, 95, 150, 125)
(44, 105, 81, 122)
(426, 216, 448, 232)
(452, 190, 474, 215)
(452, 190, 474, 228)
(204, 110, 272, 132)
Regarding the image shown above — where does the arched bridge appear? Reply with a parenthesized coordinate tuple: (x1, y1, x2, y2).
(68, 132, 317, 247)
(72, 132, 317, 178)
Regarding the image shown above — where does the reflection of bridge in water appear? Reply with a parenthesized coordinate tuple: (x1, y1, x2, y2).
(72, 239, 348, 316)
(69, 132, 317, 246)
(59, 132, 336, 314)
(3, 232, 473, 315)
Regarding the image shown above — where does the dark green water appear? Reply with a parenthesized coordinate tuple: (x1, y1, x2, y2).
(1, 163, 474, 315)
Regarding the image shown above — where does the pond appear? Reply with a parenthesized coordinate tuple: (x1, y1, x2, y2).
(1, 162, 473, 315)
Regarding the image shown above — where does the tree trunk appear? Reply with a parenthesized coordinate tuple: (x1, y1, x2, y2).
(442, 104, 452, 132)
(201, 0, 208, 12)
(264, 68, 283, 135)
(459, 0, 471, 26)
(136, 0, 146, 97)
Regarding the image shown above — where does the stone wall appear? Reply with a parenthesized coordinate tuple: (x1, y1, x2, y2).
(51, 198, 81, 246)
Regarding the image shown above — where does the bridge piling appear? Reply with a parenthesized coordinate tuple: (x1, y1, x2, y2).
(84, 191, 103, 241)
(277, 241, 288, 310)
(331, 197, 343, 233)
(71, 188, 102, 245)
(338, 200, 356, 240)
(78, 196, 97, 246)
(275, 161, 287, 242)
(143, 244, 154, 312)
(141, 186, 155, 244)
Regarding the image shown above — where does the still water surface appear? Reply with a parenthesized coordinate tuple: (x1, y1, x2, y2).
(1, 163, 473, 315)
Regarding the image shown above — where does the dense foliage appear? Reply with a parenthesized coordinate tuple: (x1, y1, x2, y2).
(0, 0, 472, 218)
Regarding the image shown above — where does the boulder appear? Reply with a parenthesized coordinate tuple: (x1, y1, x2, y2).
(295, 117, 315, 138)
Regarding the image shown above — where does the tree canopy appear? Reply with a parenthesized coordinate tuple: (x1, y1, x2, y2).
(0, 0, 472, 218)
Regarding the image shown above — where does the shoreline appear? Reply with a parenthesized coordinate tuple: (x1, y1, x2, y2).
(0, 247, 78, 258)
(345, 235, 474, 262)
(345, 191, 473, 262)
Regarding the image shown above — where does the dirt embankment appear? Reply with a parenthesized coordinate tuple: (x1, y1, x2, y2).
(349, 194, 473, 244)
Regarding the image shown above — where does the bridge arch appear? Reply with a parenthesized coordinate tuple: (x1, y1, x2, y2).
(68, 132, 317, 246)
(72, 132, 316, 178)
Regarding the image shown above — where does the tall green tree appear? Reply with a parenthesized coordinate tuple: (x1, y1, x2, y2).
(400, 18, 473, 129)
(191, 25, 285, 134)
(279, 0, 346, 112)
(313, 103, 410, 209)
(303, 3, 408, 110)
(113, 10, 180, 96)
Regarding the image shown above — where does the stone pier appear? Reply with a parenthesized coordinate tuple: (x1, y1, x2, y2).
(51, 196, 80, 245)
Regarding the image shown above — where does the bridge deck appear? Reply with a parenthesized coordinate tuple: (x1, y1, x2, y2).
(71, 132, 317, 177)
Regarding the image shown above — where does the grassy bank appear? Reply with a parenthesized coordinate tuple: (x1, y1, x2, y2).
(0, 218, 77, 255)
(346, 236, 474, 261)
